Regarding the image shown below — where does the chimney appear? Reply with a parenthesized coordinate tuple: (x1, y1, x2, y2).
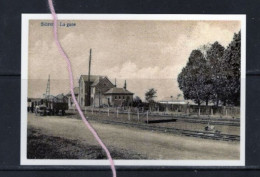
(124, 80, 127, 90)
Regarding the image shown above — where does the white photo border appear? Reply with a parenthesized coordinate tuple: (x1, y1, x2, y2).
(21, 14, 246, 166)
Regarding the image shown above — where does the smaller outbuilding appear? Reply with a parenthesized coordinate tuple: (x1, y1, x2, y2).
(104, 87, 134, 107)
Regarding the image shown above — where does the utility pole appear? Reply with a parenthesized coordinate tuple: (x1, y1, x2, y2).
(87, 49, 92, 106)
(46, 74, 50, 98)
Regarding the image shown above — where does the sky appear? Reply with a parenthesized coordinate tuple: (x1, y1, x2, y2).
(28, 20, 241, 100)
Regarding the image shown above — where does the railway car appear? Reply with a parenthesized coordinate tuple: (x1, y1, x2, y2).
(29, 94, 68, 116)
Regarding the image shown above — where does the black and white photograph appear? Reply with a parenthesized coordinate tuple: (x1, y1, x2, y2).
(21, 14, 245, 166)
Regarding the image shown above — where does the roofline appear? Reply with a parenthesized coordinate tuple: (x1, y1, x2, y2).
(103, 76, 116, 87)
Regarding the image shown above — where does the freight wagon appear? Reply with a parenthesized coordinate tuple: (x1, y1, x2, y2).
(28, 94, 68, 116)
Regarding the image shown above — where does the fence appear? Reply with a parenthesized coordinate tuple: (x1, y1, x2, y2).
(70, 104, 240, 118)
(187, 106, 240, 118)
(150, 104, 240, 118)
(77, 106, 151, 123)
(67, 106, 240, 136)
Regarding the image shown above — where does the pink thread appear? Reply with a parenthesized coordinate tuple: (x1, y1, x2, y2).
(47, 1, 117, 176)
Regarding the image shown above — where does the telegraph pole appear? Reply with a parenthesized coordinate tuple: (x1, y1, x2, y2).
(87, 49, 92, 106)
(46, 74, 50, 98)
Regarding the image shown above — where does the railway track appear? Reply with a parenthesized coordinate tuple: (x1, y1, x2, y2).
(128, 112, 240, 126)
(174, 118, 240, 126)
(87, 117, 240, 142)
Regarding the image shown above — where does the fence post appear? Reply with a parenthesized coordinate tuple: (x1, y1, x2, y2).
(226, 109, 228, 116)
(128, 107, 130, 121)
(108, 108, 109, 117)
(211, 108, 213, 116)
(198, 108, 200, 117)
(137, 110, 139, 122)
(146, 111, 149, 124)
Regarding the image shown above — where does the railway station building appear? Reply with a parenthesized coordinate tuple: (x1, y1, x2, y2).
(77, 75, 134, 108)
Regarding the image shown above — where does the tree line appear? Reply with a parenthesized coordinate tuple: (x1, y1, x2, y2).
(178, 31, 241, 107)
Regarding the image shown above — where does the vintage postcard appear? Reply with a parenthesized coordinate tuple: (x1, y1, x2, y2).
(21, 14, 246, 166)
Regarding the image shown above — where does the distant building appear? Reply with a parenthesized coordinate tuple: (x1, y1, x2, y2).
(159, 97, 187, 105)
(78, 75, 134, 107)
(159, 97, 214, 106)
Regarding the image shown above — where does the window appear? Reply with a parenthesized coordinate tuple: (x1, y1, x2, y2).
(115, 96, 117, 100)
(123, 96, 125, 99)
(119, 96, 121, 99)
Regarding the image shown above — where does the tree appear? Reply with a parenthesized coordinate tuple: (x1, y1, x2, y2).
(178, 50, 208, 107)
(221, 31, 241, 106)
(198, 43, 211, 57)
(133, 96, 143, 107)
(145, 88, 157, 102)
(145, 88, 157, 110)
(206, 42, 225, 106)
(177, 31, 241, 107)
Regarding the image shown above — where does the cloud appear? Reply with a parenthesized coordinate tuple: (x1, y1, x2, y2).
(97, 61, 182, 79)
(190, 22, 238, 48)
(28, 20, 241, 98)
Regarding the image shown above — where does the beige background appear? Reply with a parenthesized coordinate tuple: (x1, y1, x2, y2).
(28, 20, 240, 100)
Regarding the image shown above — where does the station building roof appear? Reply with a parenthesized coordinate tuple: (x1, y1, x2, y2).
(104, 88, 133, 95)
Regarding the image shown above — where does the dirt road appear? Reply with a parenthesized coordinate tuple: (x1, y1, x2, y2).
(27, 113, 240, 160)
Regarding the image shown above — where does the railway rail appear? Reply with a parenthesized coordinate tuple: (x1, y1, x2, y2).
(86, 117, 240, 142)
